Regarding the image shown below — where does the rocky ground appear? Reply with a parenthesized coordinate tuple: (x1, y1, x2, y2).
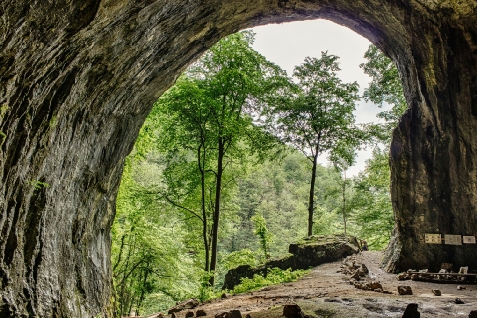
(146, 251, 477, 317)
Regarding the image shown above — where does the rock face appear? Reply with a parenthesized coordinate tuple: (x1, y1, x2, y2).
(1, 0, 476, 316)
(223, 235, 359, 290)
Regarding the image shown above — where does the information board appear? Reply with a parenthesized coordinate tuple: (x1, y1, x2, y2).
(425, 234, 441, 244)
(463, 236, 476, 244)
(444, 234, 462, 245)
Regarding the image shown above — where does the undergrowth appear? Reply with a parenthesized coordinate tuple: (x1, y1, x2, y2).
(232, 267, 309, 294)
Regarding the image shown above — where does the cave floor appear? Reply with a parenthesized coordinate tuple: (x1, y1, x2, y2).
(153, 251, 477, 317)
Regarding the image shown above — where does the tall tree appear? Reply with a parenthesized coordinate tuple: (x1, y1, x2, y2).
(156, 31, 287, 285)
(331, 159, 353, 235)
(360, 45, 407, 142)
(269, 52, 362, 236)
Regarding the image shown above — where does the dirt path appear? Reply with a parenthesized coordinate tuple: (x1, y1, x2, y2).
(186, 251, 477, 317)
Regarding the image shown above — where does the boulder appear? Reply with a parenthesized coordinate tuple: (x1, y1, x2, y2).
(361, 264, 369, 274)
(368, 281, 383, 290)
(168, 298, 199, 314)
(432, 289, 441, 296)
(283, 304, 304, 318)
(289, 235, 359, 268)
(397, 273, 409, 281)
(350, 271, 361, 281)
(215, 310, 242, 318)
(402, 303, 420, 318)
(223, 235, 359, 289)
(398, 286, 413, 295)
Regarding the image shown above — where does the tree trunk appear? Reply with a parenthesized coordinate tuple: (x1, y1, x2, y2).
(136, 268, 150, 316)
(342, 171, 347, 235)
(307, 147, 319, 236)
(1, 0, 476, 316)
(209, 138, 225, 286)
(198, 145, 210, 272)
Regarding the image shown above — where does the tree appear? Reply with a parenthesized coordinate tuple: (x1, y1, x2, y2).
(352, 148, 395, 249)
(225, 148, 344, 257)
(330, 160, 353, 235)
(250, 213, 273, 261)
(360, 45, 407, 142)
(112, 157, 201, 316)
(156, 31, 288, 285)
(269, 52, 362, 236)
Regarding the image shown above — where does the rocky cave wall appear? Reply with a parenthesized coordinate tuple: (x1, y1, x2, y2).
(1, 0, 476, 316)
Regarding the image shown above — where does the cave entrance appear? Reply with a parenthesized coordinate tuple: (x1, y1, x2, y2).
(2, 1, 476, 317)
(111, 19, 401, 315)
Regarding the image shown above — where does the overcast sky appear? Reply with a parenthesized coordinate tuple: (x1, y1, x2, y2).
(251, 20, 389, 176)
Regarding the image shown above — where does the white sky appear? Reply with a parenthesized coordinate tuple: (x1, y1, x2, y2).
(251, 20, 390, 176)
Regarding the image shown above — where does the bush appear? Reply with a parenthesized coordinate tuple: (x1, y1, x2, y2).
(220, 249, 259, 271)
(232, 268, 309, 294)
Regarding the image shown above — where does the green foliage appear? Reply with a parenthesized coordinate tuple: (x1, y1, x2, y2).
(232, 268, 309, 294)
(220, 249, 259, 271)
(223, 150, 342, 256)
(49, 116, 58, 128)
(112, 160, 202, 316)
(267, 51, 364, 235)
(312, 206, 344, 235)
(154, 30, 288, 284)
(360, 45, 407, 142)
(351, 148, 394, 250)
(111, 40, 406, 316)
(324, 168, 355, 235)
(361, 46, 405, 109)
(272, 52, 362, 164)
(347, 45, 407, 249)
(250, 213, 274, 261)
(29, 180, 50, 190)
(198, 271, 224, 302)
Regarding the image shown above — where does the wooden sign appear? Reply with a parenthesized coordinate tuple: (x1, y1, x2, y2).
(463, 236, 476, 244)
(425, 234, 441, 244)
(444, 234, 462, 245)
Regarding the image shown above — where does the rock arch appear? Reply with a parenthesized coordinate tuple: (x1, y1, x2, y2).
(1, 0, 476, 316)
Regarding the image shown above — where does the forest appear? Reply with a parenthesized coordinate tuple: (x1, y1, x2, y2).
(110, 31, 406, 317)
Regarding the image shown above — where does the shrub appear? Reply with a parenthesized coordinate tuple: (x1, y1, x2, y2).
(232, 268, 309, 294)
